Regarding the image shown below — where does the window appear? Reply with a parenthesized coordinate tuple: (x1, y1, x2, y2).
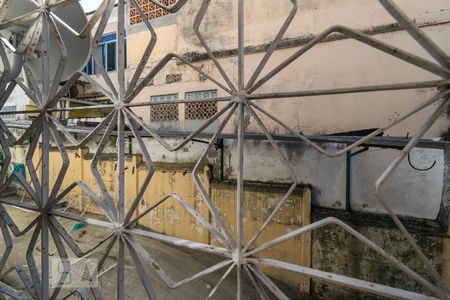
(130, 0, 178, 25)
(185, 90, 218, 120)
(150, 94, 179, 122)
(1, 106, 16, 121)
(83, 33, 127, 75)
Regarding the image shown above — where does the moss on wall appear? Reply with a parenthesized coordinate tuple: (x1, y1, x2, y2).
(310, 217, 444, 300)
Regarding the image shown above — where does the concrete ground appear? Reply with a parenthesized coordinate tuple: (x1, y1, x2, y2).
(0, 201, 310, 299)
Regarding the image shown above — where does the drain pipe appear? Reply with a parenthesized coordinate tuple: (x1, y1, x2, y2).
(345, 151, 351, 211)
(346, 146, 370, 211)
(216, 139, 225, 181)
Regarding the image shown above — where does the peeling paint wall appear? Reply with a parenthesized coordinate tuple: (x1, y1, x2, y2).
(119, 0, 450, 138)
(137, 163, 211, 244)
(78, 0, 450, 137)
(210, 181, 311, 291)
(13, 146, 312, 293)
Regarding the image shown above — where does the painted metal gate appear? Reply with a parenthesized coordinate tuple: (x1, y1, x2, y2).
(0, 0, 449, 299)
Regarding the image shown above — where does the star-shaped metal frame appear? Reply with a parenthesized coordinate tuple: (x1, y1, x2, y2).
(0, 0, 129, 299)
(0, 0, 449, 299)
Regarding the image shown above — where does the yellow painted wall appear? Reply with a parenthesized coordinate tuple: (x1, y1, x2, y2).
(13, 146, 312, 293)
(210, 182, 311, 291)
(16, 142, 450, 298)
(15, 144, 450, 296)
(137, 163, 211, 244)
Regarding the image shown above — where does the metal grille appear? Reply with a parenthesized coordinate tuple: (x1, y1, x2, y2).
(150, 104, 179, 122)
(0, 0, 449, 299)
(185, 102, 217, 120)
(150, 94, 179, 122)
(130, 0, 178, 25)
(185, 90, 218, 120)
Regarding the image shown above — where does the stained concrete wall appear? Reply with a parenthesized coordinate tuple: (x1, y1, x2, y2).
(217, 139, 447, 220)
(443, 234, 450, 286)
(310, 219, 443, 300)
(350, 147, 445, 219)
(217, 140, 347, 209)
(14, 131, 444, 220)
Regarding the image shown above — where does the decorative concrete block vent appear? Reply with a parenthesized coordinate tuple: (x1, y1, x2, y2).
(185, 90, 218, 120)
(150, 93, 179, 122)
(150, 103, 179, 122)
(130, 0, 178, 25)
(185, 102, 218, 120)
(165, 73, 182, 84)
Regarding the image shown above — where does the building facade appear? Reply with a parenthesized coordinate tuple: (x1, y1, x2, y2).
(72, 0, 450, 219)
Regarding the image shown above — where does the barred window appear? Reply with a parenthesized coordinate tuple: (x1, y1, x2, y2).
(150, 94, 179, 122)
(1, 106, 16, 121)
(185, 90, 218, 120)
(130, 0, 178, 25)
